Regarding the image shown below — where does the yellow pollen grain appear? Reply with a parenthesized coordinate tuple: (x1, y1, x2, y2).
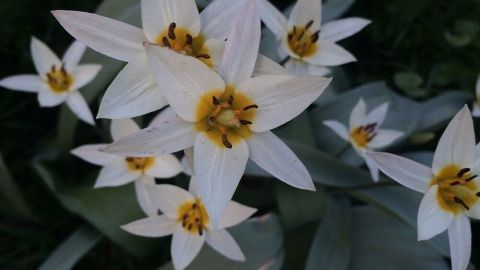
(125, 157, 156, 172)
(46, 65, 74, 93)
(177, 199, 210, 235)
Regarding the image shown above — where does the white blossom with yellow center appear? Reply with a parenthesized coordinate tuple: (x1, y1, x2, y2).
(122, 182, 256, 270)
(258, 0, 370, 75)
(71, 118, 183, 216)
(471, 75, 480, 117)
(101, 0, 331, 226)
(323, 98, 404, 181)
(367, 106, 480, 270)
(53, 0, 252, 120)
(0, 38, 101, 125)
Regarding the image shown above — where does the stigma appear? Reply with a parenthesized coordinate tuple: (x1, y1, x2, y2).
(287, 20, 319, 58)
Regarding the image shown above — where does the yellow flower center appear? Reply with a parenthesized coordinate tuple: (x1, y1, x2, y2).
(350, 123, 377, 148)
(195, 87, 257, 149)
(287, 20, 319, 58)
(156, 23, 213, 68)
(177, 199, 210, 236)
(430, 164, 479, 215)
(125, 157, 156, 172)
(46, 64, 74, 93)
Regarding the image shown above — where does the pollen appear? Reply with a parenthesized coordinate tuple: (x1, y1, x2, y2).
(125, 157, 155, 172)
(195, 87, 257, 149)
(430, 164, 479, 215)
(350, 123, 377, 148)
(46, 64, 74, 93)
(177, 199, 210, 236)
(156, 22, 213, 68)
(287, 20, 319, 58)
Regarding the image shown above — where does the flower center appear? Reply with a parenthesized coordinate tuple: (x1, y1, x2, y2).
(195, 87, 257, 149)
(156, 22, 213, 68)
(125, 157, 155, 172)
(430, 164, 479, 215)
(350, 123, 377, 148)
(46, 64, 74, 93)
(287, 20, 319, 58)
(177, 199, 209, 236)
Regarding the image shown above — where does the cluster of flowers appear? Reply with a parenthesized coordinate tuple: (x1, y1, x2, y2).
(0, 0, 477, 269)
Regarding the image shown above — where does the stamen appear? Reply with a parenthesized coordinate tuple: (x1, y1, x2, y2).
(465, 175, 477, 182)
(305, 20, 314, 30)
(292, 26, 297, 35)
(212, 96, 220, 105)
(185, 34, 193, 45)
(162, 37, 171, 48)
(126, 157, 133, 162)
(454, 197, 470, 210)
(168, 23, 177, 40)
(450, 181, 461, 186)
(192, 203, 197, 209)
(243, 104, 258, 111)
(477, 192, 480, 197)
(188, 224, 193, 230)
(366, 132, 377, 142)
(51, 65, 56, 72)
(182, 220, 187, 227)
(60, 64, 67, 76)
(297, 29, 306, 41)
(196, 54, 211, 59)
(198, 226, 204, 236)
(288, 34, 293, 41)
(457, 168, 470, 177)
(310, 30, 320, 43)
(364, 123, 377, 132)
(240, 120, 252, 125)
(228, 95, 234, 105)
(222, 134, 233, 149)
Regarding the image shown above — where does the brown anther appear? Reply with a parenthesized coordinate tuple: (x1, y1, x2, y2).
(212, 96, 220, 105)
(450, 181, 461, 186)
(192, 203, 197, 209)
(135, 165, 141, 169)
(188, 224, 193, 230)
(198, 226, 204, 236)
(466, 175, 477, 182)
(182, 214, 188, 220)
(477, 192, 480, 197)
(367, 133, 377, 142)
(454, 197, 470, 210)
(60, 64, 67, 76)
(196, 54, 211, 59)
(126, 157, 134, 162)
(457, 168, 471, 177)
(305, 20, 314, 29)
(168, 23, 176, 40)
(162, 37, 171, 48)
(222, 134, 233, 149)
(47, 73, 54, 81)
(310, 30, 320, 43)
(195, 218, 200, 223)
(292, 26, 297, 35)
(186, 34, 193, 45)
(243, 104, 258, 111)
(364, 123, 377, 132)
(288, 34, 293, 41)
(228, 95, 234, 105)
(182, 220, 187, 227)
(240, 120, 252, 125)
(51, 65, 56, 72)
(297, 29, 306, 41)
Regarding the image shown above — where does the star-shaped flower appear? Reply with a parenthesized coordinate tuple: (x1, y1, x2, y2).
(0, 38, 101, 125)
(258, 0, 370, 75)
(323, 98, 404, 181)
(367, 106, 479, 270)
(53, 0, 251, 119)
(101, 0, 331, 226)
(71, 118, 183, 216)
(122, 181, 256, 270)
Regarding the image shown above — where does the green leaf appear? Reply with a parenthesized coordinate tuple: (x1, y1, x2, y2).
(393, 71, 428, 98)
(158, 214, 284, 270)
(322, 0, 357, 22)
(38, 225, 102, 270)
(305, 197, 351, 270)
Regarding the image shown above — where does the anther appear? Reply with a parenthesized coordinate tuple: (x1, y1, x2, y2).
(450, 181, 461, 186)
(135, 165, 141, 169)
(305, 20, 314, 30)
(162, 37, 171, 48)
(185, 34, 193, 45)
(292, 26, 297, 35)
(212, 96, 220, 105)
(477, 192, 480, 197)
(457, 168, 471, 177)
(310, 30, 320, 43)
(454, 197, 470, 210)
(222, 134, 233, 149)
(182, 220, 187, 227)
(466, 175, 477, 182)
(188, 224, 193, 230)
(288, 34, 293, 41)
(51, 65, 56, 72)
(243, 104, 258, 111)
(60, 64, 67, 76)
(364, 123, 377, 132)
(228, 95, 234, 105)
(208, 116, 216, 125)
(168, 23, 176, 40)
(240, 120, 252, 125)
(182, 214, 188, 220)
(196, 54, 211, 59)
(192, 203, 197, 209)
(126, 157, 133, 162)
(367, 133, 377, 142)
(198, 226, 204, 236)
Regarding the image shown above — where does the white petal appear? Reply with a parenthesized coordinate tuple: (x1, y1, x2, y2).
(308, 65, 331, 76)
(147, 184, 195, 219)
(52, 10, 145, 62)
(66, 92, 95, 125)
(366, 152, 432, 193)
(0, 75, 43, 93)
(320, 18, 371, 43)
(194, 132, 249, 227)
(365, 102, 388, 126)
(219, 0, 260, 86)
(97, 53, 168, 119)
(472, 103, 480, 117)
(188, 176, 200, 196)
(474, 143, 480, 170)
(466, 202, 480, 219)
(252, 54, 288, 77)
(145, 154, 183, 178)
(304, 40, 356, 66)
(141, 0, 201, 42)
(95, 159, 139, 188)
(171, 226, 205, 270)
(418, 185, 454, 240)
(432, 106, 475, 173)
(206, 229, 245, 261)
(134, 176, 157, 216)
(247, 132, 315, 190)
(102, 109, 197, 157)
(202, 39, 225, 72)
(219, 201, 257, 229)
(364, 153, 379, 182)
(284, 58, 310, 75)
(62, 40, 86, 72)
(288, 0, 321, 31)
(70, 144, 116, 166)
(72, 64, 102, 89)
(349, 98, 366, 131)
(323, 120, 349, 141)
(31, 37, 61, 76)
(110, 119, 140, 141)
(146, 45, 225, 122)
(200, 0, 252, 40)
(183, 147, 195, 176)
(121, 215, 176, 237)
(368, 129, 404, 149)
(448, 215, 471, 270)
(37, 89, 67, 107)
(258, 0, 288, 38)
(241, 74, 331, 132)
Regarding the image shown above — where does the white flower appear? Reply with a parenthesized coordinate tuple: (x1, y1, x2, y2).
(52, 0, 251, 119)
(471, 75, 480, 117)
(367, 106, 479, 270)
(0, 38, 100, 125)
(323, 98, 404, 181)
(71, 118, 183, 216)
(258, 0, 370, 75)
(122, 181, 256, 270)
(100, 0, 331, 226)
